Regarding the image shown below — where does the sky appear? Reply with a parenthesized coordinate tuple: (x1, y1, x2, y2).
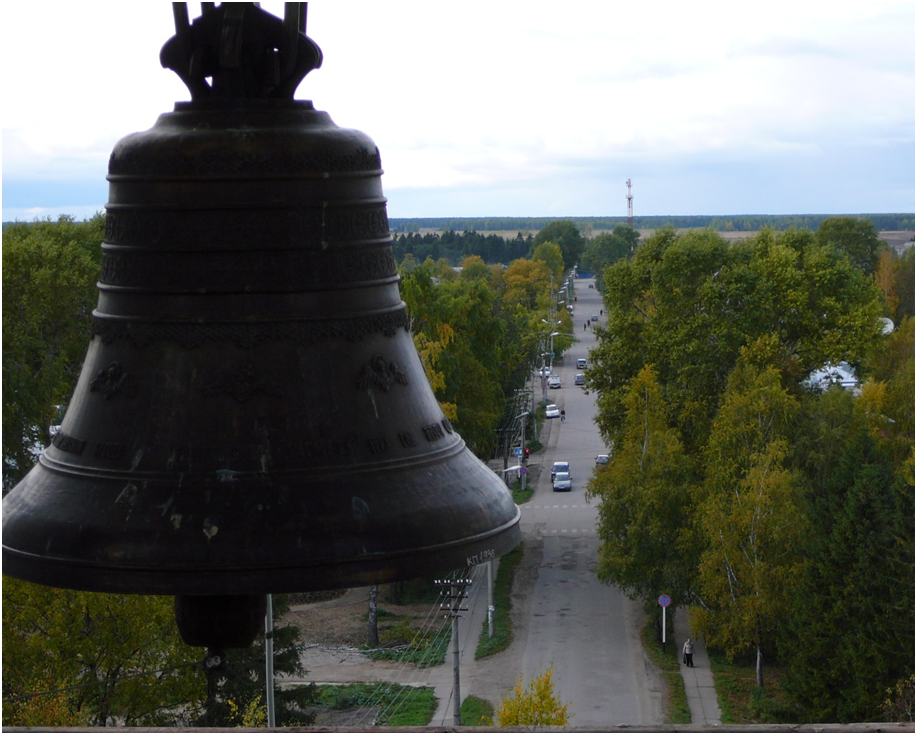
(2, 2, 914, 222)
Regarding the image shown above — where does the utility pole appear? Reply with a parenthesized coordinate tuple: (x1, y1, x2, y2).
(264, 594, 275, 728)
(626, 178, 634, 230)
(437, 577, 472, 725)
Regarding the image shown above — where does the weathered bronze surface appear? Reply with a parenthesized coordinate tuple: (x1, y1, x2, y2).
(3, 4, 519, 621)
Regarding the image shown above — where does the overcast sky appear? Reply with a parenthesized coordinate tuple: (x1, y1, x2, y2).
(2, 2, 914, 222)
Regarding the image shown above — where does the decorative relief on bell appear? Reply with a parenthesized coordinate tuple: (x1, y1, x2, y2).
(356, 355, 409, 392)
(89, 361, 138, 399)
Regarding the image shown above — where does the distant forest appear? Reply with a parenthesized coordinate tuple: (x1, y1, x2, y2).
(390, 213, 914, 234)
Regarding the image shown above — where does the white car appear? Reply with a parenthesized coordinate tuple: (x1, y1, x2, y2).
(595, 454, 609, 466)
(551, 461, 570, 480)
(545, 404, 560, 419)
(552, 472, 572, 492)
(548, 375, 561, 389)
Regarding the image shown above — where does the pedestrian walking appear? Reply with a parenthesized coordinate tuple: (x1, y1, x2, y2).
(560, 409, 566, 422)
(683, 638, 694, 667)
(584, 322, 587, 331)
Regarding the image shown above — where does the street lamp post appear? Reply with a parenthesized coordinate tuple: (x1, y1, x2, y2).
(516, 412, 529, 491)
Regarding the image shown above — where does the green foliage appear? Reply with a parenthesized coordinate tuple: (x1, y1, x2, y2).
(589, 226, 883, 453)
(509, 477, 534, 505)
(193, 595, 316, 728)
(816, 216, 882, 273)
(475, 542, 525, 659)
(892, 246, 914, 319)
(587, 366, 698, 607)
(390, 213, 915, 236)
(707, 649, 791, 724)
(461, 694, 495, 726)
(694, 347, 806, 687)
(365, 617, 449, 668)
(532, 240, 565, 282)
(494, 666, 570, 727)
(2, 578, 202, 728)
(532, 219, 585, 270)
(588, 222, 910, 720)
(2, 215, 105, 488)
(780, 389, 914, 722)
(639, 617, 691, 724)
(582, 226, 638, 286)
(315, 683, 436, 726)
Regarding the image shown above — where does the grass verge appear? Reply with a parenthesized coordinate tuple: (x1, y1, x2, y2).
(708, 649, 791, 724)
(639, 617, 691, 724)
(461, 694, 495, 726)
(314, 683, 436, 727)
(364, 613, 450, 668)
(474, 541, 525, 659)
(508, 477, 533, 505)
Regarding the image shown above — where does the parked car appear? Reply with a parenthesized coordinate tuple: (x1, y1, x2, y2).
(591, 314, 599, 322)
(595, 454, 609, 466)
(552, 471, 572, 492)
(576, 358, 587, 369)
(548, 375, 561, 389)
(545, 404, 560, 419)
(539, 366, 553, 378)
(551, 461, 570, 480)
(574, 373, 585, 385)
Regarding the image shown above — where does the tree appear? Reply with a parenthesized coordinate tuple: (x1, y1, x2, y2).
(894, 246, 914, 320)
(582, 226, 638, 286)
(589, 227, 883, 454)
(493, 666, 570, 727)
(459, 254, 490, 281)
(694, 344, 805, 690)
(531, 241, 565, 283)
(194, 595, 317, 728)
(816, 216, 882, 274)
(2, 579, 202, 727)
(2, 215, 105, 488)
(532, 220, 585, 270)
(781, 353, 914, 721)
(587, 365, 698, 608)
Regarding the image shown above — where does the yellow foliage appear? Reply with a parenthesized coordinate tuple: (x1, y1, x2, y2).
(227, 695, 267, 727)
(493, 666, 570, 727)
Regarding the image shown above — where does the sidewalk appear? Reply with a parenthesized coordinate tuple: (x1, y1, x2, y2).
(674, 609, 722, 726)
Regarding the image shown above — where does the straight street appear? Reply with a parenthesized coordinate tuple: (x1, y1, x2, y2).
(516, 277, 664, 727)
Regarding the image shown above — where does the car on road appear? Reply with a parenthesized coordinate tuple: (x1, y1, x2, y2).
(552, 471, 572, 492)
(545, 404, 560, 419)
(576, 358, 587, 369)
(595, 454, 609, 466)
(551, 461, 570, 480)
(548, 375, 561, 389)
(574, 373, 585, 386)
(539, 366, 553, 377)
(591, 314, 599, 322)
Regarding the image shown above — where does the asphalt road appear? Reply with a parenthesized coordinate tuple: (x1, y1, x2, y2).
(517, 277, 663, 728)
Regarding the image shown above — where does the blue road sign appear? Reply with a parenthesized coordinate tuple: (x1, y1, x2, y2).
(658, 594, 671, 608)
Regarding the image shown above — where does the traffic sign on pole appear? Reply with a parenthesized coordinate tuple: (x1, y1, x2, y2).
(658, 594, 671, 653)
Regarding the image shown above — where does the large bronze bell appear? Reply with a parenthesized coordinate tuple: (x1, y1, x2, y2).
(2, 3, 519, 648)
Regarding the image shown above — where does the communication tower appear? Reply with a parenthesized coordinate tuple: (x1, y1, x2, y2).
(626, 179, 634, 229)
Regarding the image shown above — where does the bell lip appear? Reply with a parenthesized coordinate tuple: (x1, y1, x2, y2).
(1, 507, 521, 596)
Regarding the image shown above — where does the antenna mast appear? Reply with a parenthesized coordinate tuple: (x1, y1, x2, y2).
(626, 178, 634, 229)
